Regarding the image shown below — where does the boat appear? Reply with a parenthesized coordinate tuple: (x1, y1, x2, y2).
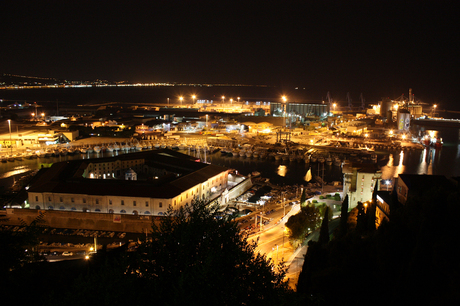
(251, 171, 261, 177)
(94, 146, 101, 154)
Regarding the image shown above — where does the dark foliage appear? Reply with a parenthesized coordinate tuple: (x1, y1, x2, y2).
(296, 184, 460, 305)
(42, 200, 295, 305)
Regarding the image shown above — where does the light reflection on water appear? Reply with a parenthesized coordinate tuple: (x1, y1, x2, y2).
(277, 165, 287, 177)
(0, 166, 32, 179)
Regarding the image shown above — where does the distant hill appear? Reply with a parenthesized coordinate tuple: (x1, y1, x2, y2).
(0, 73, 63, 86)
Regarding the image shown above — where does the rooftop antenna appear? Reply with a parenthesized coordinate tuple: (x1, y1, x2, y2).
(347, 92, 352, 111)
(360, 93, 365, 110)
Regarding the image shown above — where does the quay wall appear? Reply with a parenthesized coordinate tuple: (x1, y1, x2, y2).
(1, 209, 157, 233)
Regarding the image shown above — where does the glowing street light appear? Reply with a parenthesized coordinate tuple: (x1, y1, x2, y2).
(179, 96, 183, 106)
(237, 97, 240, 103)
(230, 98, 233, 105)
(192, 95, 196, 104)
(281, 96, 288, 129)
(222, 96, 225, 104)
(385, 180, 391, 191)
(333, 103, 337, 111)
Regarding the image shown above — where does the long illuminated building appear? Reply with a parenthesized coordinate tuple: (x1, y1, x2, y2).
(27, 150, 229, 216)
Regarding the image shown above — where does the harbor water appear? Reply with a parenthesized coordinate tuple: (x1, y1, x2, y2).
(2, 143, 460, 192)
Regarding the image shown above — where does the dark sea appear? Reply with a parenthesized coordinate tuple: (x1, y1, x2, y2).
(2, 86, 460, 189)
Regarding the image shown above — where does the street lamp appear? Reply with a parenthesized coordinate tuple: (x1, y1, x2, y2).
(281, 96, 287, 129)
(192, 95, 196, 104)
(230, 98, 233, 105)
(179, 96, 183, 106)
(237, 97, 240, 103)
(222, 96, 225, 104)
(205, 114, 208, 130)
(7, 119, 12, 153)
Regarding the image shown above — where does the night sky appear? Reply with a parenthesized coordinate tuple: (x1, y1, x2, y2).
(1, 0, 459, 106)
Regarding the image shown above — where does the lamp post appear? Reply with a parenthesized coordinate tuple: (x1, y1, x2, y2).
(7, 119, 12, 153)
(205, 114, 208, 130)
(192, 95, 196, 104)
(222, 96, 225, 104)
(237, 97, 240, 103)
(179, 96, 183, 106)
(282, 96, 287, 129)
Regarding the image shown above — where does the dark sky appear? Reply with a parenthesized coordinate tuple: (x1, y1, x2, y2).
(1, 0, 459, 106)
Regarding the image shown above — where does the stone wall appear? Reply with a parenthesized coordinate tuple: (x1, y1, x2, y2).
(1, 209, 159, 233)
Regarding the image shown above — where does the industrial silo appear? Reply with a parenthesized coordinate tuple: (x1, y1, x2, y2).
(397, 109, 411, 131)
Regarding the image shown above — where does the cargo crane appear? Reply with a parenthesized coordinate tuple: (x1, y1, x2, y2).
(347, 92, 352, 111)
(326, 91, 332, 109)
(360, 93, 365, 110)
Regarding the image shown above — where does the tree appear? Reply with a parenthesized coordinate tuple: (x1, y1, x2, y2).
(339, 194, 349, 237)
(286, 204, 321, 243)
(318, 207, 330, 245)
(126, 199, 293, 305)
(300, 188, 307, 206)
(356, 201, 367, 234)
(0, 214, 46, 275)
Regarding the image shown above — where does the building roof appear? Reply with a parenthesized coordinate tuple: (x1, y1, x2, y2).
(398, 174, 454, 192)
(342, 161, 380, 174)
(28, 149, 227, 199)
